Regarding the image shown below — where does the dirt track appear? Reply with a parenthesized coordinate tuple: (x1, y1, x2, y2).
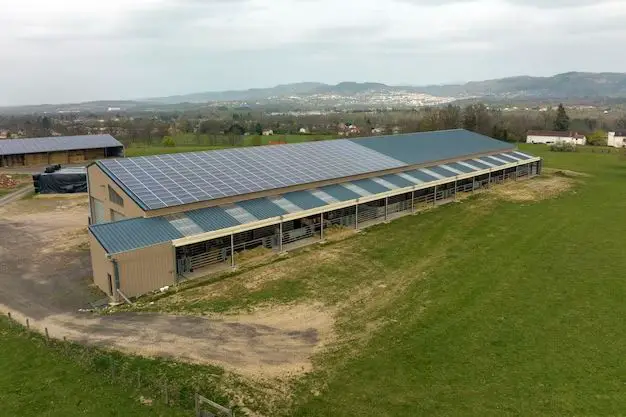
(0, 195, 330, 379)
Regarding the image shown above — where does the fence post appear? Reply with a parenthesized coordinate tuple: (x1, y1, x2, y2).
(26, 318, 29, 328)
(195, 393, 200, 416)
(7, 312, 11, 320)
(45, 327, 49, 342)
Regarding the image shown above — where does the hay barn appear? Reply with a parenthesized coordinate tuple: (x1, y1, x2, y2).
(87, 129, 542, 301)
(0, 134, 124, 167)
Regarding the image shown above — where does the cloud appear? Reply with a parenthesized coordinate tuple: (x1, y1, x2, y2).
(0, 0, 625, 105)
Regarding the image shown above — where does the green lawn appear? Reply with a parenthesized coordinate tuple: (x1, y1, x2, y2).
(0, 317, 233, 417)
(5, 144, 626, 416)
(290, 145, 626, 416)
(137, 144, 626, 416)
(124, 133, 336, 157)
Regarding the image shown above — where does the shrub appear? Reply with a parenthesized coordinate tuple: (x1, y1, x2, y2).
(161, 136, 176, 147)
(550, 142, 577, 152)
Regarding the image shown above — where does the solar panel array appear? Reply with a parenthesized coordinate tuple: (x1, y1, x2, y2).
(99, 140, 406, 210)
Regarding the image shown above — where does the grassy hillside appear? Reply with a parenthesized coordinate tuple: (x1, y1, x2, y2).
(134, 144, 626, 416)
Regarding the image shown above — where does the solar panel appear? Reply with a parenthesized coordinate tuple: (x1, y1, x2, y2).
(100, 140, 406, 210)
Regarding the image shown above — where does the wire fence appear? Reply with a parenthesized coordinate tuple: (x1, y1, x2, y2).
(3, 312, 236, 417)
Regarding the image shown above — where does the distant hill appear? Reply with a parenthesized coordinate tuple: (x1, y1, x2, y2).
(4, 72, 626, 114)
(414, 72, 626, 99)
(144, 72, 626, 104)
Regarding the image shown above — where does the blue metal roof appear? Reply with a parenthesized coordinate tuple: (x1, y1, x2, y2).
(463, 158, 490, 170)
(427, 166, 457, 178)
(404, 169, 439, 182)
(90, 217, 182, 254)
(319, 184, 362, 201)
(480, 156, 507, 166)
(446, 162, 475, 174)
(351, 179, 391, 194)
(90, 150, 537, 254)
(379, 174, 415, 188)
(186, 206, 240, 232)
(495, 154, 519, 163)
(283, 190, 327, 210)
(350, 129, 513, 165)
(0, 134, 123, 156)
(237, 198, 286, 219)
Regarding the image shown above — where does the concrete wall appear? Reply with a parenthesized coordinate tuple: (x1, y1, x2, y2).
(526, 135, 586, 145)
(88, 164, 145, 223)
(113, 242, 176, 298)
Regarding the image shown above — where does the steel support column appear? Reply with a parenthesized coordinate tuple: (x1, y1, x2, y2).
(385, 197, 388, 221)
(411, 189, 415, 214)
(320, 212, 324, 241)
(279, 219, 283, 252)
(488, 170, 492, 187)
(472, 176, 476, 193)
(453, 179, 457, 201)
(355, 201, 359, 230)
(230, 234, 235, 268)
(515, 164, 519, 180)
(433, 185, 437, 206)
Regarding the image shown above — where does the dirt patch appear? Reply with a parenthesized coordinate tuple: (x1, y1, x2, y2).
(490, 175, 576, 202)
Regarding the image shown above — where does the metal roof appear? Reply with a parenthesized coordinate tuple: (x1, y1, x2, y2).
(90, 217, 183, 254)
(0, 134, 123, 156)
(89, 150, 537, 254)
(96, 129, 513, 211)
(350, 129, 513, 165)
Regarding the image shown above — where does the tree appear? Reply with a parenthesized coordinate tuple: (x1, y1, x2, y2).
(161, 136, 176, 147)
(553, 104, 570, 131)
(255, 123, 263, 136)
(41, 116, 51, 131)
(586, 130, 607, 146)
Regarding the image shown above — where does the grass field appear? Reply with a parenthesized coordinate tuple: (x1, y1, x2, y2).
(5, 144, 626, 416)
(0, 317, 193, 416)
(133, 144, 626, 416)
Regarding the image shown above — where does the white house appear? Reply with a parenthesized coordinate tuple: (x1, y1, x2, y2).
(298, 127, 309, 134)
(262, 129, 274, 136)
(526, 131, 586, 145)
(607, 131, 626, 148)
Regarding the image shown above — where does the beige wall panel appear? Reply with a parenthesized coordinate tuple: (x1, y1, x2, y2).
(89, 231, 114, 296)
(115, 243, 176, 298)
(87, 164, 145, 222)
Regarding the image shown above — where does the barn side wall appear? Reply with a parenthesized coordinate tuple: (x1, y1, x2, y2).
(87, 164, 145, 223)
(114, 243, 176, 298)
(89, 231, 115, 297)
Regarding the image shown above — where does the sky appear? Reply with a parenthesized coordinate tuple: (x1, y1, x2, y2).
(1, 0, 626, 106)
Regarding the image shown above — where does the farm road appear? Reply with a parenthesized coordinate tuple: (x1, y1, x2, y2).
(0, 196, 324, 379)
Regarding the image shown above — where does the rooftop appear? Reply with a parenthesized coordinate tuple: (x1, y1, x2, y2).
(0, 134, 123, 156)
(97, 129, 514, 211)
(90, 149, 536, 254)
(527, 131, 586, 139)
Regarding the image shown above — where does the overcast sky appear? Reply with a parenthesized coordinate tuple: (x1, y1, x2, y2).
(1, 0, 625, 105)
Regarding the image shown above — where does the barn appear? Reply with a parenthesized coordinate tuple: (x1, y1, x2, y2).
(0, 134, 124, 167)
(87, 129, 542, 301)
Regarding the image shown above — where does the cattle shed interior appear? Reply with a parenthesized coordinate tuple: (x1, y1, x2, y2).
(0, 134, 124, 167)
(87, 129, 543, 301)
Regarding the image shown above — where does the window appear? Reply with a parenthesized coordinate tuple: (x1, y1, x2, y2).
(107, 273, 113, 295)
(108, 185, 124, 207)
